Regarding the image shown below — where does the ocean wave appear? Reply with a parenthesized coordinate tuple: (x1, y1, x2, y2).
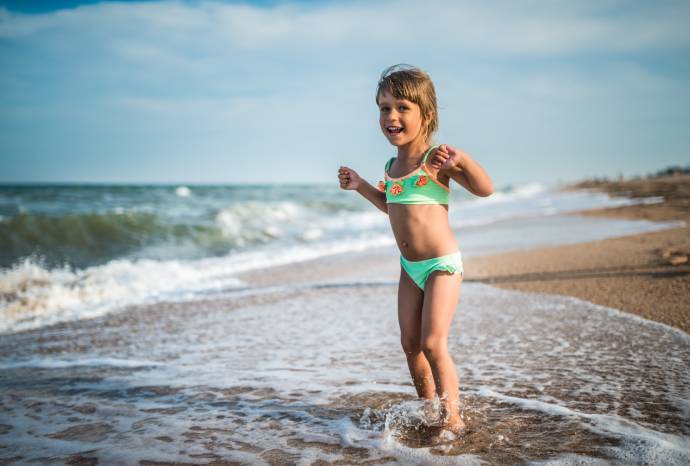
(0, 199, 364, 268)
(472, 182, 546, 204)
(2, 182, 672, 335)
(0, 232, 396, 334)
(0, 183, 556, 270)
(0, 256, 244, 335)
(175, 185, 191, 197)
(214, 200, 305, 245)
(0, 210, 204, 268)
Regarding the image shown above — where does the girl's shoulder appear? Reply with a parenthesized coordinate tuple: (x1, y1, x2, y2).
(421, 150, 451, 186)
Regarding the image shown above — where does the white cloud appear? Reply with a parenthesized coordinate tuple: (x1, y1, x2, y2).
(2, 1, 689, 53)
(0, 0, 688, 184)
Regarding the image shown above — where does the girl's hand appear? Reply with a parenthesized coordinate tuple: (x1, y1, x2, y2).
(338, 166, 362, 190)
(429, 144, 464, 171)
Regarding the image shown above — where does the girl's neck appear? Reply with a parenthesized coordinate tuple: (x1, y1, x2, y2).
(396, 139, 431, 162)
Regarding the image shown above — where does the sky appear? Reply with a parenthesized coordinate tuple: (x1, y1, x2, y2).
(1, 0, 689, 187)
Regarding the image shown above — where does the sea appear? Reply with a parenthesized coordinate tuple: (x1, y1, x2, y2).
(0, 182, 688, 464)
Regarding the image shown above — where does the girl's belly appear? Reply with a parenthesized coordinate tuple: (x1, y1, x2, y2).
(388, 204, 459, 261)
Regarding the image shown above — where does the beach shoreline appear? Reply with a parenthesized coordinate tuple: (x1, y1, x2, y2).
(464, 174, 690, 334)
(1, 177, 689, 464)
(234, 174, 690, 335)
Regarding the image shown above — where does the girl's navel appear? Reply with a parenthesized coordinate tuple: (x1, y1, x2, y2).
(401, 240, 409, 248)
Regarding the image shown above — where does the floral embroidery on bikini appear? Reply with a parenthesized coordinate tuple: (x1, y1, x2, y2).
(383, 146, 451, 204)
(390, 183, 403, 196)
(377, 180, 386, 192)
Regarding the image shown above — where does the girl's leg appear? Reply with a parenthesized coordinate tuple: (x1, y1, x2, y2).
(421, 270, 465, 429)
(397, 265, 436, 399)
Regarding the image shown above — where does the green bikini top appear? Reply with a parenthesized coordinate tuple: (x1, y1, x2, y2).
(380, 145, 450, 205)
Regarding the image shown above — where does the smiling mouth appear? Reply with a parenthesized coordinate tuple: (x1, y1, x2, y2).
(387, 126, 403, 136)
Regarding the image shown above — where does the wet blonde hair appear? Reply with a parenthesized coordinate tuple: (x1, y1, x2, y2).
(375, 64, 439, 143)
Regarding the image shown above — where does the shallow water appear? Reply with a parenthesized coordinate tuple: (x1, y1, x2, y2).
(1, 281, 687, 465)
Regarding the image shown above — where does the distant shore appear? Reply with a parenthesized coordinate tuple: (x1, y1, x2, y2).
(464, 173, 690, 334)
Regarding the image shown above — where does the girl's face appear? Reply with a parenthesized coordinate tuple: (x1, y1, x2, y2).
(377, 91, 427, 147)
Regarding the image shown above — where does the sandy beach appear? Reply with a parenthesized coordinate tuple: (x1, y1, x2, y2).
(464, 174, 690, 334)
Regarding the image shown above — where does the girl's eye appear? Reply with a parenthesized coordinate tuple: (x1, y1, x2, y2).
(380, 107, 390, 112)
(398, 105, 408, 111)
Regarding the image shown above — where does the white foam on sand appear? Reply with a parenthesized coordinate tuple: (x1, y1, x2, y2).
(0, 356, 165, 370)
(477, 386, 690, 465)
(3, 281, 687, 464)
(528, 453, 612, 465)
(0, 234, 395, 334)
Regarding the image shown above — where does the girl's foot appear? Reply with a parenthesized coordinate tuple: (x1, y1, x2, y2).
(443, 417, 467, 436)
(428, 418, 468, 446)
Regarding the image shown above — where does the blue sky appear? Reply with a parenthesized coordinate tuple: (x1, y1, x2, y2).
(1, 0, 689, 187)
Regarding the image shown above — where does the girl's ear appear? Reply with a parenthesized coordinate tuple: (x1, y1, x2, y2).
(423, 112, 434, 130)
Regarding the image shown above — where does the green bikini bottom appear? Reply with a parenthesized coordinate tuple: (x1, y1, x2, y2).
(400, 251, 464, 290)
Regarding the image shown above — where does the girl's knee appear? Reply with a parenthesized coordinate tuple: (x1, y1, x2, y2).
(400, 335, 422, 355)
(421, 335, 447, 358)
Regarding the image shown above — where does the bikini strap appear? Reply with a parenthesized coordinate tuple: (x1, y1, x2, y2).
(384, 157, 395, 176)
(421, 145, 439, 165)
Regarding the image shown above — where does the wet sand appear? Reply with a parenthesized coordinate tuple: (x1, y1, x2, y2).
(2, 272, 688, 464)
(464, 174, 690, 334)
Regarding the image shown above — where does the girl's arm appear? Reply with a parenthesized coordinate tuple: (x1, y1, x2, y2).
(338, 166, 388, 214)
(356, 179, 388, 214)
(430, 145, 494, 197)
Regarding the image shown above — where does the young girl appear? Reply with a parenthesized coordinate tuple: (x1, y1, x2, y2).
(338, 64, 494, 434)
